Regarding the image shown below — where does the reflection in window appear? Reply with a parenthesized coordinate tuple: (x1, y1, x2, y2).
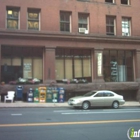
(7, 8, 19, 29)
(103, 50, 133, 82)
(122, 18, 131, 36)
(28, 9, 40, 30)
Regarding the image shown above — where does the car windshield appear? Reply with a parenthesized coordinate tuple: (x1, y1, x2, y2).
(83, 91, 97, 97)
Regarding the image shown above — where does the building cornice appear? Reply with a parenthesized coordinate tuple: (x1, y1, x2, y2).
(0, 29, 140, 44)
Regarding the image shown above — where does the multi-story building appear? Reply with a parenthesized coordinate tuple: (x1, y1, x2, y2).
(0, 0, 140, 100)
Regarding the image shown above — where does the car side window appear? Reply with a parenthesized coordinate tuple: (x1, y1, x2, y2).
(94, 92, 104, 97)
(104, 92, 114, 97)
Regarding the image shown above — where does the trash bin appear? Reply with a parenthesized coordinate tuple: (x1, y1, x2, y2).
(16, 85, 23, 100)
(46, 87, 53, 102)
(58, 87, 65, 103)
(52, 87, 58, 103)
(38, 87, 46, 103)
(34, 88, 39, 103)
(27, 88, 34, 102)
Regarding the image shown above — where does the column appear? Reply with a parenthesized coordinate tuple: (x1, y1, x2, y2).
(0, 45, 1, 83)
(135, 50, 140, 101)
(92, 49, 104, 83)
(135, 50, 140, 82)
(43, 47, 56, 84)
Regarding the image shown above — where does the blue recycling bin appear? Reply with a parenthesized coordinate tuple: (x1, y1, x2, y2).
(27, 88, 34, 102)
(58, 87, 65, 103)
(16, 85, 23, 100)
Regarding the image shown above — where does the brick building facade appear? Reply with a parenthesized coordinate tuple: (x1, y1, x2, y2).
(0, 0, 140, 101)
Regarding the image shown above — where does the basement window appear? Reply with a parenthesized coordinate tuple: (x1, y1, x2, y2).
(121, 0, 129, 5)
(105, 0, 114, 3)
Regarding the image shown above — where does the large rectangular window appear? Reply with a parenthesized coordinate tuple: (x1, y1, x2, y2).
(55, 49, 91, 82)
(106, 16, 116, 35)
(28, 9, 40, 30)
(7, 7, 19, 29)
(60, 11, 71, 32)
(122, 17, 131, 36)
(103, 50, 133, 82)
(1, 46, 43, 83)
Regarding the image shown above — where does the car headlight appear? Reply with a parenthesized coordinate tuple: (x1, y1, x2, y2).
(73, 100, 81, 104)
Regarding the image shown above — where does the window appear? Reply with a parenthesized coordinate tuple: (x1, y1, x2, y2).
(95, 92, 104, 97)
(7, 7, 19, 29)
(60, 11, 71, 32)
(105, 0, 115, 3)
(78, 13, 89, 33)
(104, 92, 114, 97)
(106, 16, 116, 35)
(1, 46, 43, 83)
(55, 49, 91, 82)
(122, 17, 131, 36)
(103, 50, 134, 82)
(28, 9, 40, 30)
(121, 0, 129, 5)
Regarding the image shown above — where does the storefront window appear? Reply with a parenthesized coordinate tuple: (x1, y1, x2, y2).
(55, 49, 91, 82)
(103, 50, 133, 82)
(1, 46, 43, 83)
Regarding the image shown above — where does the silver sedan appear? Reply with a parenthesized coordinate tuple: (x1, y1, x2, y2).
(68, 90, 125, 110)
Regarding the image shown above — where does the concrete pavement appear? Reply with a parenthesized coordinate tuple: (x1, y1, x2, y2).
(0, 101, 139, 108)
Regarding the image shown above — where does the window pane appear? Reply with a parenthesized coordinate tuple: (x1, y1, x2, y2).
(83, 57, 91, 77)
(28, 10, 39, 30)
(7, 8, 19, 29)
(74, 57, 82, 78)
(23, 58, 32, 79)
(2, 58, 11, 65)
(7, 20, 18, 29)
(55, 59, 64, 80)
(33, 58, 42, 79)
(28, 21, 39, 30)
(65, 58, 73, 79)
(12, 57, 21, 66)
(60, 12, 70, 32)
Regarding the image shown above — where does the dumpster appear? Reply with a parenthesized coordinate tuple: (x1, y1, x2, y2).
(16, 85, 23, 100)
(46, 87, 53, 102)
(52, 87, 58, 103)
(38, 87, 46, 103)
(58, 87, 65, 103)
(34, 88, 39, 103)
(27, 88, 34, 102)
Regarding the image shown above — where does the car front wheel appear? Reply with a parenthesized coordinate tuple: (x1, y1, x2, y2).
(112, 101, 119, 109)
(82, 101, 90, 110)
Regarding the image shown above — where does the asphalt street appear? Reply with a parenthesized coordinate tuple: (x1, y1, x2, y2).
(0, 106, 140, 140)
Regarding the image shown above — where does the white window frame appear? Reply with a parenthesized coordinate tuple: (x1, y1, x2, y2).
(122, 17, 131, 36)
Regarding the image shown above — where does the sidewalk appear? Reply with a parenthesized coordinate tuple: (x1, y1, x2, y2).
(0, 101, 139, 108)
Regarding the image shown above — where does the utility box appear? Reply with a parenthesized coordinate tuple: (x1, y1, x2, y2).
(38, 87, 46, 103)
(58, 87, 65, 103)
(52, 87, 58, 103)
(27, 88, 34, 102)
(16, 85, 23, 100)
(46, 87, 53, 102)
(34, 88, 39, 103)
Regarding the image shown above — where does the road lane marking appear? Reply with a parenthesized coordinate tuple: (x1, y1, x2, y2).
(0, 119, 140, 127)
(62, 110, 140, 115)
(11, 114, 22, 116)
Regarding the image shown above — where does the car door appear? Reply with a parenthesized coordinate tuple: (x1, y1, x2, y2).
(103, 92, 115, 106)
(91, 92, 105, 106)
